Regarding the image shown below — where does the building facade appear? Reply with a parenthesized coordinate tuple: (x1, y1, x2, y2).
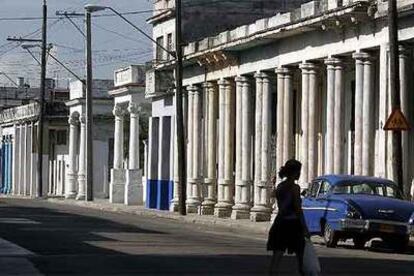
(147, 0, 414, 218)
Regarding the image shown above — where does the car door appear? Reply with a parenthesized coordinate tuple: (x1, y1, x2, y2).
(302, 181, 321, 233)
(315, 181, 332, 233)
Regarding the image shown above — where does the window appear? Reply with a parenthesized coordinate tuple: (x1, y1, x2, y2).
(318, 181, 331, 197)
(56, 130, 67, 145)
(310, 181, 320, 197)
(167, 33, 173, 61)
(156, 36, 164, 61)
(332, 182, 402, 199)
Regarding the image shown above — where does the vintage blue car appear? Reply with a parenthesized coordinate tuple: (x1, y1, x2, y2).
(302, 175, 414, 250)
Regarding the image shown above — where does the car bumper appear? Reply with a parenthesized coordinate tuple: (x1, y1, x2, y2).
(339, 219, 411, 235)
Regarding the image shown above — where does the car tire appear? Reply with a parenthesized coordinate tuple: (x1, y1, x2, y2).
(323, 223, 338, 248)
(384, 235, 409, 252)
(353, 237, 367, 249)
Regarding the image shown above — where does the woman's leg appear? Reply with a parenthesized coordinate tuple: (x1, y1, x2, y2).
(269, 250, 283, 275)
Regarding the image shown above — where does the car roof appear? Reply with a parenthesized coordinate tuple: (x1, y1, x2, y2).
(315, 174, 397, 186)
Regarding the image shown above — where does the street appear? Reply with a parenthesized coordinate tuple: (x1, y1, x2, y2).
(0, 198, 413, 276)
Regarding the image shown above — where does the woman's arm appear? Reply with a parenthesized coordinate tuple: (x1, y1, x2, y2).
(292, 185, 310, 238)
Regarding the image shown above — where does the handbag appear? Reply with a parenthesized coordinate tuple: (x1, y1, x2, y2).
(302, 238, 321, 276)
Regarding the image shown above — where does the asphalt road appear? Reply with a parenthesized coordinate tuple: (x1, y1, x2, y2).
(0, 198, 413, 276)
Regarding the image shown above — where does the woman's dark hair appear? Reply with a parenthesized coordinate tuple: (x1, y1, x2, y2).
(278, 159, 302, 179)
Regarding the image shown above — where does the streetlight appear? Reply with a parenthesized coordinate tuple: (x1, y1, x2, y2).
(84, 3, 186, 214)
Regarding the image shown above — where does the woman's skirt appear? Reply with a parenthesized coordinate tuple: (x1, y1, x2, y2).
(267, 216, 305, 254)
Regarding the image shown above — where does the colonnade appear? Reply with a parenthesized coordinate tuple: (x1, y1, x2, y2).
(109, 102, 143, 205)
(172, 47, 413, 220)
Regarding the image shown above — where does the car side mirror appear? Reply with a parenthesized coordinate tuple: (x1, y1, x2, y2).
(301, 189, 308, 197)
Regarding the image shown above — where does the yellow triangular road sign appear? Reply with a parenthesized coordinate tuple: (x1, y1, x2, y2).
(383, 109, 410, 131)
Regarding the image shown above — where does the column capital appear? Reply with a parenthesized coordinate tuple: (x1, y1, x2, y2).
(235, 76, 249, 83)
(299, 62, 318, 71)
(325, 57, 342, 66)
(275, 67, 292, 75)
(399, 45, 410, 59)
(202, 81, 216, 89)
(79, 114, 86, 124)
(113, 103, 126, 118)
(217, 78, 233, 87)
(352, 51, 371, 61)
(68, 112, 80, 125)
(128, 102, 141, 115)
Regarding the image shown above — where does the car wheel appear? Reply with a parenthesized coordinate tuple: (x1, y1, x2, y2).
(384, 236, 409, 252)
(353, 237, 367, 249)
(323, 223, 338, 248)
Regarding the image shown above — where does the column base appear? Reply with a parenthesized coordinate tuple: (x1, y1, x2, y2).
(186, 204, 200, 214)
(65, 192, 77, 200)
(231, 209, 250, 220)
(199, 201, 215, 215)
(76, 194, 85, 201)
(250, 211, 271, 222)
(170, 200, 180, 212)
(214, 203, 233, 218)
(109, 168, 126, 204)
(125, 169, 143, 206)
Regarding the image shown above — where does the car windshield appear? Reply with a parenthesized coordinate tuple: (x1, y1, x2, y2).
(332, 182, 402, 199)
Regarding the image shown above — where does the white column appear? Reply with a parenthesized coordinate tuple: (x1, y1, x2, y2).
(325, 58, 336, 174)
(76, 115, 86, 200)
(186, 86, 201, 213)
(18, 125, 24, 195)
(275, 68, 285, 172)
(186, 88, 194, 210)
(65, 113, 79, 199)
(251, 73, 272, 221)
(125, 102, 143, 206)
(12, 125, 20, 195)
(362, 55, 374, 176)
(113, 104, 125, 170)
(299, 63, 310, 185)
(307, 64, 318, 182)
(109, 104, 126, 204)
(353, 52, 367, 175)
(215, 79, 235, 218)
(399, 46, 411, 197)
(334, 61, 345, 174)
(232, 76, 252, 219)
(283, 70, 294, 162)
(201, 82, 218, 215)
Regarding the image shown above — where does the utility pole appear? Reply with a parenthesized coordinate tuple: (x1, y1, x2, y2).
(85, 10, 94, 201)
(175, 0, 187, 215)
(388, 0, 403, 192)
(37, 0, 47, 198)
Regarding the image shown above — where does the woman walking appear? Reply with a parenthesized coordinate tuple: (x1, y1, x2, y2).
(267, 159, 310, 275)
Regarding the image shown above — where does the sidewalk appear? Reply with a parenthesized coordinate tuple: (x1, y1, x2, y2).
(46, 197, 272, 237)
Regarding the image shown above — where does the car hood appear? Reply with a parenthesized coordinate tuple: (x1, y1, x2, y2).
(329, 194, 414, 222)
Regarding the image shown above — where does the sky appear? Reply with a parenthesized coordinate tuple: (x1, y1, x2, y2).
(0, 0, 153, 88)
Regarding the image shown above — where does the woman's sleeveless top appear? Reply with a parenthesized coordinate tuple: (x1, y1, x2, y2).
(276, 182, 298, 220)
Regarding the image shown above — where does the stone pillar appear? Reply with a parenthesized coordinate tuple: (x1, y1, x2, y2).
(251, 73, 272, 221)
(325, 59, 336, 174)
(12, 125, 20, 195)
(399, 46, 411, 197)
(201, 82, 218, 215)
(18, 125, 24, 195)
(110, 104, 126, 203)
(283, 70, 294, 163)
(76, 115, 86, 200)
(299, 63, 310, 185)
(125, 102, 143, 206)
(65, 113, 79, 199)
(333, 61, 345, 174)
(353, 52, 368, 175)
(215, 79, 235, 218)
(186, 86, 201, 213)
(362, 55, 374, 176)
(275, 68, 286, 172)
(307, 64, 318, 182)
(171, 116, 180, 212)
(232, 76, 252, 219)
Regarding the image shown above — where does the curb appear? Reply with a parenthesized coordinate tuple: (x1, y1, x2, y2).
(45, 198, 272, 236)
